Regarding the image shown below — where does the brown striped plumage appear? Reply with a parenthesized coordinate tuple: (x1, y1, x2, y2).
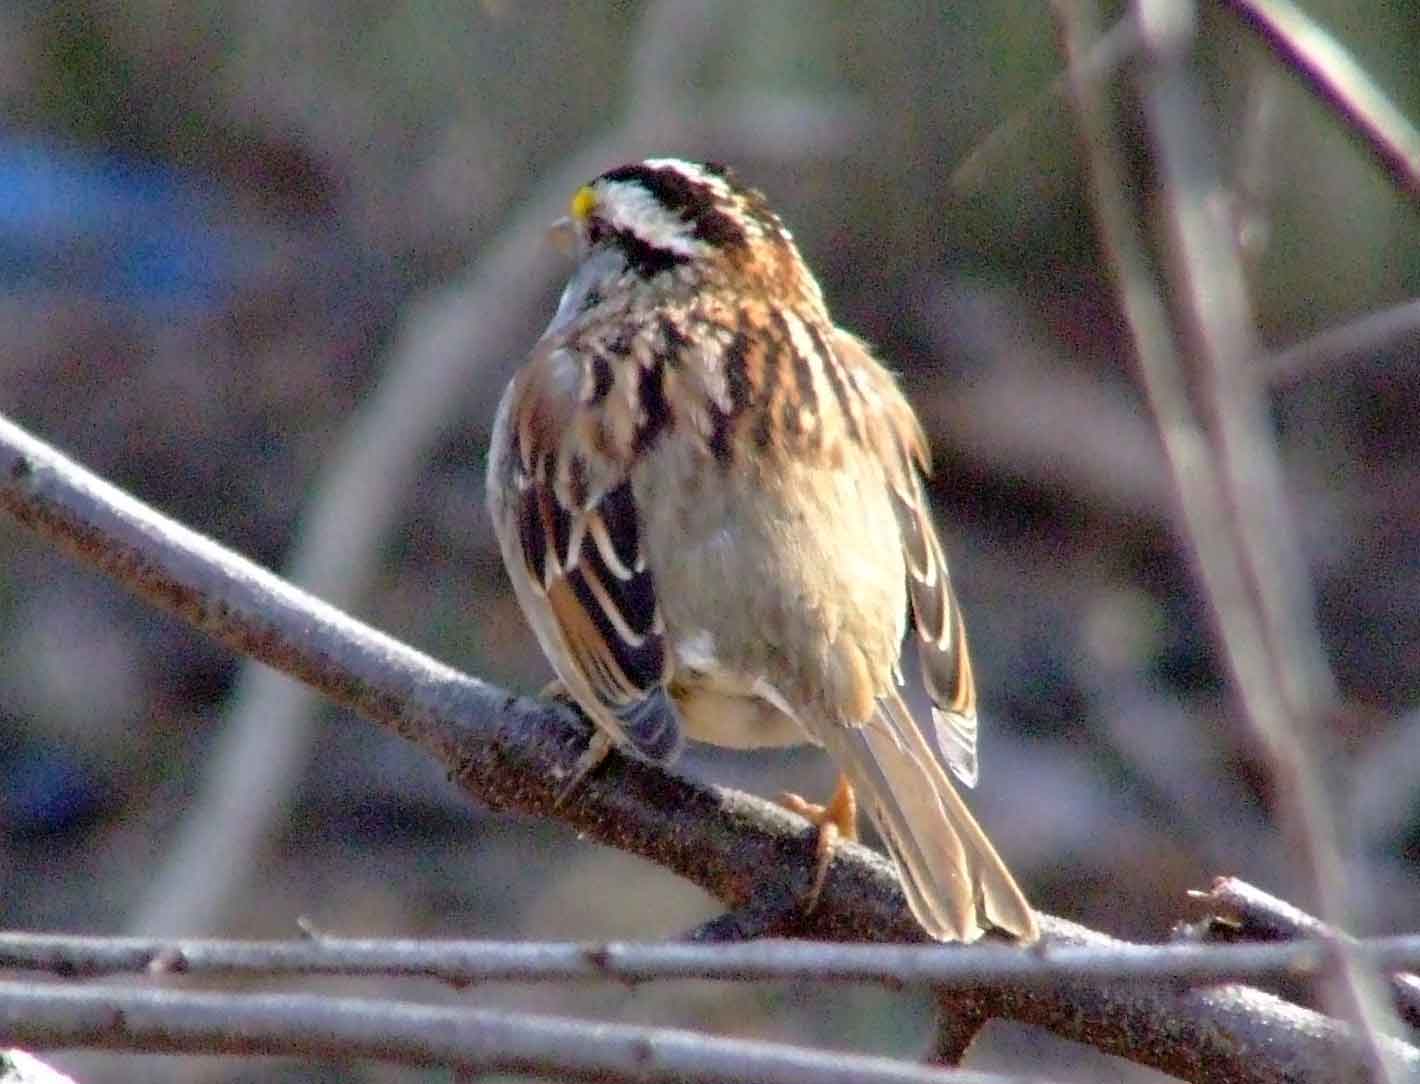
(487, 159, 1036, 942)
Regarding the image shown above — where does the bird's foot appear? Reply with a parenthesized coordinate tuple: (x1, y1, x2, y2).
(777, 773, 858, 913)
(542, 680, 614, 807)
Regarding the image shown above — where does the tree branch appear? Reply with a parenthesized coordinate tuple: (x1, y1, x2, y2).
(6, 929, 1420, 993)
(932, 914, 1419, 1083)
(0, 983, 1039, 1084)
(1056, 0, 1410, 1077)
(1265, 298, 1420, 387)
(1194, 878, 1420, 1031)
(1217, 0, 1420, 199)
(1141, 2, 1407, 1075)
(4, 396, 1419, 1082)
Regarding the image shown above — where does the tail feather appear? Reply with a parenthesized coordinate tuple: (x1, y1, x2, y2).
(824, 693, 1038, 943)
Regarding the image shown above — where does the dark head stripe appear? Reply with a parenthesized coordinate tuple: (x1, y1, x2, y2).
(600, 163, 749, 250)
(633, 360, 672, 453)
(613, 226, 685, 277)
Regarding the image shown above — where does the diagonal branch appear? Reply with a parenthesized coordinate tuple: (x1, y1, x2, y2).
(1195, 878, 1420, 1030)
(2, 414, 1419, 1084)
(1217, 0, 1420, 198)
(1056, 0, 1411, 1077)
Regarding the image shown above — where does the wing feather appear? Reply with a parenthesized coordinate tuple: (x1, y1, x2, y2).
(831, 331, 979, 787)
(895, 472, 979, 787)
(490, 350, 682, 763)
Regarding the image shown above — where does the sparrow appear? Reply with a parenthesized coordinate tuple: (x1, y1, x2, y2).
(487, 158, 1037, 943)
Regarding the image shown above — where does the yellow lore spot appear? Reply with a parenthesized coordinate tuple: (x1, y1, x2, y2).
(570, 185, 597, 221)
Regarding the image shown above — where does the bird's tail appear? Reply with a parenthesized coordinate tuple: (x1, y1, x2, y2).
(823, 691, 1038, 943)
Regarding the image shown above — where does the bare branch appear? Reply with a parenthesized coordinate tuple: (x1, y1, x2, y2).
(950, 14, 1141, 198)
(956, 0, 1420, 212)
(7, 929, 1420, 993)
(935, 913, 1420, 1084)
(1217, 0, 1420, 198)
(1196, 878, 1420, 1030)
(1136, 0, 1404, 1071)
(1265, 298, 1420, 387)
(1057, 0, 1410, 1078)
(0, 982, 1042, 1084)
(4, 396, 1420, 1081)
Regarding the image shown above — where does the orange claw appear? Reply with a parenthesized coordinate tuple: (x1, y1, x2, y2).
(778, 773, 859, 912)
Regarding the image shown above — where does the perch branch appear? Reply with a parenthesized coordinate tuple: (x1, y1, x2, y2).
(2, 412, 1418, 1084)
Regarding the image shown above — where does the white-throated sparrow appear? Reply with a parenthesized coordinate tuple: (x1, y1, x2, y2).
(487, 159, 1037, 943)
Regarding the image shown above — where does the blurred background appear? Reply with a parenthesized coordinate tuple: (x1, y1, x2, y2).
(1, 1, 1418, 1080)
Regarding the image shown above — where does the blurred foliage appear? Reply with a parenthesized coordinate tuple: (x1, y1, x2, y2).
(1, 1, 1418, 1080)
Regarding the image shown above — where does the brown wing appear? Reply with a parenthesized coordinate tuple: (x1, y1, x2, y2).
(833, 331, 979, 786)
(892, 460, 979, 787)
(491, 346, 681, 762)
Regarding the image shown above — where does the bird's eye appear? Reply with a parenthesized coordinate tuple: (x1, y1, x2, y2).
(586, 218, 609, 246)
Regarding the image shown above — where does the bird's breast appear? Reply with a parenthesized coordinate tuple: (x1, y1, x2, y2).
(632, 437, 908, 739)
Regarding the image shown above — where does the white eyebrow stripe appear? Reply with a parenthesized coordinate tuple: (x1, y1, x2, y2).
(598, 179, 707, 259)
(641, 158, 734, 201)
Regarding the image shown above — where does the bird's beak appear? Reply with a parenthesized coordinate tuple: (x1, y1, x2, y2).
(546, 215, 577, 257)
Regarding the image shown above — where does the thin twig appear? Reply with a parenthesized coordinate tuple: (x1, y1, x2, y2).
(1265, 298, 1420, 387)
(0, 982, 1042, 1084)
(1197, 877, 1420, 1030)
(1058, 0, 1411, 1079)
(955, 0, 1420, 221)
(1132, 0, 1405, 1074)
(949, 15, 1141, 197)
(1217, 0, 1420, 198)
(7, 929, 1420, 992)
